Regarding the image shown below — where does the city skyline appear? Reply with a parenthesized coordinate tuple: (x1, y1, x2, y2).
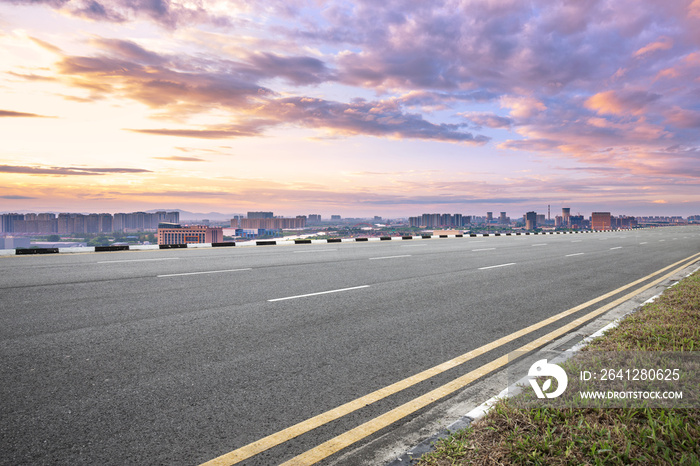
(2, 1, 700, 217)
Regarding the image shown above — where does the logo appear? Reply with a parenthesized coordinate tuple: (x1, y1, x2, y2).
(528, 359, 568, 399)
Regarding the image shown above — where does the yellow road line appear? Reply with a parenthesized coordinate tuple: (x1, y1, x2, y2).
(281, 252, 700, 465)
(200, 252, 700, 466)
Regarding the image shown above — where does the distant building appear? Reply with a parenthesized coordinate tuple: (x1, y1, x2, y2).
(247, 211, 274, 219)
(235, 217, 306, 229)
(331, 215, 341, 220)
(562, 207, 571, 226)
(591, 212, 612, 230)
(569, 215, 585, 228)
(412, 213, 469, 228)
(157, 224, 223, 245)
(308, 214, 322, 224)
(499, 212, 508, 224)
(113, 211, 178, 232)
(525, 211, 537, 230)
(0, 213, 25, 233)
(486, 212, 493, 223)
(235, 228, 279, 239)
(612, 215, 637, 229)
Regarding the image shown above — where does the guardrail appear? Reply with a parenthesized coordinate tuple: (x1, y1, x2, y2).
(4, 227, 655, 256)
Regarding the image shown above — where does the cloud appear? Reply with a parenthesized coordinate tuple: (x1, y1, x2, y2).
(152, 156, 206, 161)
(247, 52, 335, 85)
(461, 112, 514, 129)
(500, 96, 547, 119)
(29, 36, 63, 54)
(3, 0, 232, 28)
(0, 110, 54, 118)
(634, 36, 674, 58)
(255, 96, 489, 143)
(6, 71, 57, 82)
(127, 122, 270, 139)
(0, 195, 36, 199)
(584, 90, 661, 116)
(0, 165, 152, 175)
(8, 0, 700, 190)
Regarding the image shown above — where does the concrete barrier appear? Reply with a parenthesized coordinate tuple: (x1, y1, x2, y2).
(16, 248, 59, 255)
(95, 245, 130, 252)
(58, 247, 95, 254)
(130, 245, 159, 250)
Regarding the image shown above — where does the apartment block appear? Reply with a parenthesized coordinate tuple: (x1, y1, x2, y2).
(234, 217, 306, 229)
(157, 224, 223, 245)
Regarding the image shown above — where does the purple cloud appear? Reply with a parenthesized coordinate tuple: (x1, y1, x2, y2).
(257, 96, 489, 143)
(1, 0, 231, 28)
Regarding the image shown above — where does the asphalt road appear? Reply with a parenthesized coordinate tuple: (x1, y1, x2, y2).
(1, 227, 699, 465)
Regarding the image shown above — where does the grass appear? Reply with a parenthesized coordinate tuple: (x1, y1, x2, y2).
(417, 271, 700, 465)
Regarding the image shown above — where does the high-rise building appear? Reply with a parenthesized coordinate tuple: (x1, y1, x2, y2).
(591, 212, 612, 230)
(570, 215, 584, 228)
(562, 207, 571, 226)
(98, 214, 113, 233)
(499, 212, 507, 224)
(236, 217, 307, 229)
(525, 211, 537, 230)
(486, 212, 493, 223)
(0, 213, 24, 233)
(308, 214, 322, 224)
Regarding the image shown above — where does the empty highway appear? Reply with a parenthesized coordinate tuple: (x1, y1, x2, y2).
(1, 227, 699, 465)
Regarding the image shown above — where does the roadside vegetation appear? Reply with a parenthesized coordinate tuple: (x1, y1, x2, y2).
(418, 270, 700, 465)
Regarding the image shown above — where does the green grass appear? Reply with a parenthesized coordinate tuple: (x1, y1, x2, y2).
(418, 270, 700, 465)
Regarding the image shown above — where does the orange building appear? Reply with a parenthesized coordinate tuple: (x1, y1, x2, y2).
(157, 224, 223, 245)
(591, 212, 612, 230)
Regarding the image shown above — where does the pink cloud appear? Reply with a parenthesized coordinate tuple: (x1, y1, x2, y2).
(634, 36, 674, 57)
(584, 90, 660, 116)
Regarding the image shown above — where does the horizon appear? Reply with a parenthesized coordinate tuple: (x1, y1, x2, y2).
(2, 1, 700, 216)
(0, 206, 694, 221)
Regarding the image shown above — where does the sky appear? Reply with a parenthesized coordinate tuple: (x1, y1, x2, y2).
(1, 0, 700, 218)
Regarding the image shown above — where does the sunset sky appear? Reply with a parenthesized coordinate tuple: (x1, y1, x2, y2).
(2, 0, 700, 218)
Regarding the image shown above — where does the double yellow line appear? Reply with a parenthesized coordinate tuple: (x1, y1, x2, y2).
(202, 252, 700, 466)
